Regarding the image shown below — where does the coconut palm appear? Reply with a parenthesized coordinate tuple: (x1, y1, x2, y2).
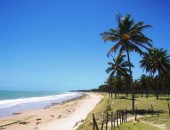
(139, 74, 151, 99)
(106, 53, 132, 98)
(162, 71, 170, 96)
(101, 13, 152, 113)
(140, 48, 170, 99)
(106, 76, 116, 98)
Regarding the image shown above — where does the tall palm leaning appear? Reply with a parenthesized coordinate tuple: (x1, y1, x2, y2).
(140, 48, 170, 99)
(106, 53, 132, 99)
(101, 14, 152, 113)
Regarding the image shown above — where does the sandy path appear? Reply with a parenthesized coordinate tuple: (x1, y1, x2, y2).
(39, 93, 101, 130)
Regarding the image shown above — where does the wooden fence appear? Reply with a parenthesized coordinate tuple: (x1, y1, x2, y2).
(93, 103, 170, 130)
(93, 109, 127, 130)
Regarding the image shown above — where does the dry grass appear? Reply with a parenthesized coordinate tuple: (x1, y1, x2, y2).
(77, 93, 170, 130)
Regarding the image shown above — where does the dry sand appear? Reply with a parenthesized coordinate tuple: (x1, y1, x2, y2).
(0, 93, 101, 130)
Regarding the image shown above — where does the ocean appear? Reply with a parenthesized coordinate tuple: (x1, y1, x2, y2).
(0, 90, 83, 117)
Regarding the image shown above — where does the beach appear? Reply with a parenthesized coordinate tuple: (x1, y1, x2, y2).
(0, 93, 101, 130)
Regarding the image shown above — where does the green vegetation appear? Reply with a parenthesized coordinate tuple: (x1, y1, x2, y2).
(106, 53, 132, 99)
(113, 122, 160, 130)
(77, 93, 170, 130)
(140, 48, 170, 99)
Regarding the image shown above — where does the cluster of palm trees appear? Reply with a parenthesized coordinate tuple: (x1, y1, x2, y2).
(99, 13, 170, 114)
(140, 48, 170, 99)
(105, 53, 133, 99)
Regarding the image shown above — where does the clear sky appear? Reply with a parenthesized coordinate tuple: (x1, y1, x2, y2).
(0, 0, 170, 91)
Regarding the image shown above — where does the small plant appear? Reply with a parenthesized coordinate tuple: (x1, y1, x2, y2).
(104, 100, 112, 112)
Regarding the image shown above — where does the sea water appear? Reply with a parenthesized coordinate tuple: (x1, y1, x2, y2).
(0, 90, 83, 117)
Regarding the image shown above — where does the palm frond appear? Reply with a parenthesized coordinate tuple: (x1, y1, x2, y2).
(107, 41, 122, 56)
(128, 41, 144, 55)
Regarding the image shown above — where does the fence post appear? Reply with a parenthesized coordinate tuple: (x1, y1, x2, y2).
(122, 110, 124, 123)
(93, 114, 99, 130)
(135, 107, 137, 121)
(106, 112, 108, 130)
(119, 111, 121, 124)
(125, 109, 127, 122)
(113, 113, 115, 130)
(168, 103, 170, 116)
(117, 110, 119, 127)
(101, 112, 104, 130)
(151, 104, 153, 116)
(93, 114, 95, 130)
(111, 112, 113, 130)
(106, 112, 109, 130)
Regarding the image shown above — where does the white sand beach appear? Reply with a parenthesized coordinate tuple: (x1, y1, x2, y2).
(0, 93, 102, 130)
(39, 93, 101, 130)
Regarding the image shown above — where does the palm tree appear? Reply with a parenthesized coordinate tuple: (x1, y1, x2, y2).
(139, 74, 151, 99)
(162, 71, 170, 96)
(106, 76, 116, 98)
(101, 13, 152, 113)
(106, 53, 132, 98)
(140, 48, 170, 99)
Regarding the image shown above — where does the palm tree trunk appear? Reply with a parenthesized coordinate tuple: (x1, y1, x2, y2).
(115, 84, 117, 99)
(156, 77, 159, 99)
(146, 86, 148, 99)
(156, 68, 161, 99)
(125, 78, 129, 98)
(115, 91, 117, 99)
(115, 75, 120, 99)
(126, 45, 134, 114)
(145, 81, 148, 99)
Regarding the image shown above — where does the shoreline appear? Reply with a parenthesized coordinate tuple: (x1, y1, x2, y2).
(0, 93, 102, 130)
(0, 92, 83, 118)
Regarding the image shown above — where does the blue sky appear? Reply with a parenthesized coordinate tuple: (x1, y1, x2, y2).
(0, 0, 170, 91)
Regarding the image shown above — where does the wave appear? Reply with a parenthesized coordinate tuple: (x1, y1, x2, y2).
(0, 92, 82, 109)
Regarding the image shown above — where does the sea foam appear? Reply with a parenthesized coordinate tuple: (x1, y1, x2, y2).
(0, 92, 82, 109)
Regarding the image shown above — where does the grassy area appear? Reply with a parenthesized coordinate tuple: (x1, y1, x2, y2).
(77, 93, 170, 130)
